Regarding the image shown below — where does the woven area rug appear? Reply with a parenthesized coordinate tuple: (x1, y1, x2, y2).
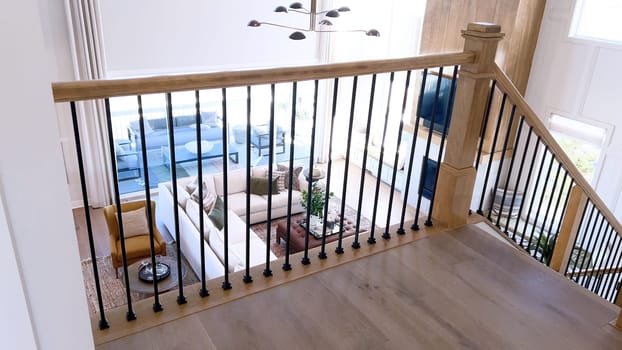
(252, 197, 372, 257)
(80, 243, 198, 316)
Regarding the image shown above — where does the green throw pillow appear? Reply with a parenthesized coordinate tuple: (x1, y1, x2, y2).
(208, 196, 225, 230)
(249, 176, 280, 196)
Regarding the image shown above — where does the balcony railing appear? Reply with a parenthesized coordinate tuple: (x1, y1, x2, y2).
(52, 23, 622, 342)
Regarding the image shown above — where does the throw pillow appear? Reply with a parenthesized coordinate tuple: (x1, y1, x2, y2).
(120, 207, 149, 238)
(249, 176, 280, 196)
(185, 176, 200, 193)
(191, 183, 217, 212)
(277, 164, 303, 190)
(267, 169, 287, 192)
(208, 196, 225, 230)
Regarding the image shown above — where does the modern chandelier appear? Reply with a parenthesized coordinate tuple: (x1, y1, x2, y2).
(248, 0, 380, 40)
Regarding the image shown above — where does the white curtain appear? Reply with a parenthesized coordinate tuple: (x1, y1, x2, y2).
(65, 0, 113, 207)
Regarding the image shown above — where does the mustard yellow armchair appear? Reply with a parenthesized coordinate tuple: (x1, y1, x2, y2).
(103, 200, 167, 278)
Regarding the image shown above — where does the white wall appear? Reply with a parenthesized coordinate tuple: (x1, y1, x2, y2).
(525, 0, 622, 218)
(0, 0, 94, 348)
(99, 0, 321, 77)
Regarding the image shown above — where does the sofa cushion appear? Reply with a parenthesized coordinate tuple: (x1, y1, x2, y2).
(175, 115, 196, 127)
(208, 196, 225, 230)
(208, 232, 245, 273)
(147, 118, 167, 130)
(185, 176, 217, 196)
(272, 170, 287, 192)
(249, 176, 279, 195)
(213, 168, 246, 196)
(277, 164, 303, 190)
(121, 207, 149, 238)
(263, 191, 302, 209)
(185, 199, 218, 241)
(201, 111, 219, 126)
(227, 192, 266, 217)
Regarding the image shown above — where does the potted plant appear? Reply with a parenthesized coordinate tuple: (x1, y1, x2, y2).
(301, 183, 333, 228)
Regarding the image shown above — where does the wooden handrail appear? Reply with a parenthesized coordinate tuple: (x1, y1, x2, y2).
(51, 52, 475, 102)
(566, 265, 622, 278)
(492, 64, 622, 239)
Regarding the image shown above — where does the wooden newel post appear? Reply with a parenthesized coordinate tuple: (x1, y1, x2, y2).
(432, 23, 504, 228)
(549, 185, 588, 273)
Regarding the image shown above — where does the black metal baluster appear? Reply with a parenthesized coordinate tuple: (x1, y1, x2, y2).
(515, 138, 541, 246)
(518, 144, 548, 248)
(244, 86, 254, 281)
(526, 151, 556, 257)
(192, 91, 209, 298)
(104, 99, 136, 321)
(220, 88, 232, 290)
(302, 80, 319, 264)
(283, 82, 298, 270)
(487, 101, 513, 221)
(601, 233, 622, 300)
(341, 77, 358, 251)
(585, 224, 613, 290)
(264, 84, 276, 276)
(353, 74, 377, 244)
(495, 115, 524, 228)
(425, 66, 458, 227)
(474, 81, 497, 172)
(319, 78, 339, 259)
(397, 69, 428, 234)
(564, 200, 590, 277)
(534, 161, 563, 263)
(580, 212, 606, 287)
(541, 172, 570, 265)
(385, 70, 412, 236)
(371, 72, 395, 240)
(477, 94, 507, 216)
(166, 92, 188, 304)
(595, 230, 622, 295)
(412, 67, 444, 231)
(71, 102, 110, 329)
(572, 204, 597, 282)
(136, 95, 162, 312)
(504, 126, 533, 238)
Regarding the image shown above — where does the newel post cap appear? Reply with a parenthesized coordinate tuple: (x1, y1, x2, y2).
(462, 22, 505, 39)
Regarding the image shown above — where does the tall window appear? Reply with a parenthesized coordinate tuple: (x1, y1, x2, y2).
(548, 113, 607, 184)
(570, 0, 622, 44)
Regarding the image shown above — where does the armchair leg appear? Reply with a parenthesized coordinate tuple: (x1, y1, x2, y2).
(115, 267, 119, 279)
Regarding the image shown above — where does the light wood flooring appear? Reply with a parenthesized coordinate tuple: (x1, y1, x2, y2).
(97, 224, 622, 349)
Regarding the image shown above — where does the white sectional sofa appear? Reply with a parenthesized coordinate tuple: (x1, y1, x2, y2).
(157, 166, 306, 280)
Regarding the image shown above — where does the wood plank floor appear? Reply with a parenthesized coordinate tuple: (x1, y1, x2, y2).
(97, 224, 622, 349)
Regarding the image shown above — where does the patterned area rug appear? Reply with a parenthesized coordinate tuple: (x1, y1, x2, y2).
(251, 198, 371, 257)
(80, 243, 198, 316)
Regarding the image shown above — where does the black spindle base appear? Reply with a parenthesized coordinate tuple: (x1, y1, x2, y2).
(396, 227, 405, 235)
(222, 281, 232, 290)
(476, 209, 484, 215)
(351, 241, 360, 249)
(153, 303, 163, 313)
(282, 263, 292, 271)
(336, 246, 345, 254)
(176, 296, 187, 305)
(199, 288, 210, 297)
(424, 220, 433, 227)
(98, 319, 110, 330)
(301, 257, 311, 265)
(126, 312, 136, 322)
(411, 223, 420, 231)
(318, 251, 327, 259)
(382, 232, 391, 240)
(243, 275, 253, 284)
(263, 269, 273, 277)
(367, 237, 377, 244)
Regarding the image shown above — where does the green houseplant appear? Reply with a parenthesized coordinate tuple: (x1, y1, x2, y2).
(301, 183, 333, 227)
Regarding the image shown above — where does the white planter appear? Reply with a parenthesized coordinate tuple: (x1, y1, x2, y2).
(309, 215, 320, 229)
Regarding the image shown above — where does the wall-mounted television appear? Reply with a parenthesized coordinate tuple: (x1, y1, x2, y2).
(417, 70, 457, 135)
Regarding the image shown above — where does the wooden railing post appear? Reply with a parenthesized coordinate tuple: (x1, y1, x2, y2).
(617, 309, 622, 329)
(550, 185, 588, 273)
(432, 22, 504, 228)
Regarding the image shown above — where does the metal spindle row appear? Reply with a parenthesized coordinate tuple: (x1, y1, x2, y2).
(73, 66, 458, 328)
